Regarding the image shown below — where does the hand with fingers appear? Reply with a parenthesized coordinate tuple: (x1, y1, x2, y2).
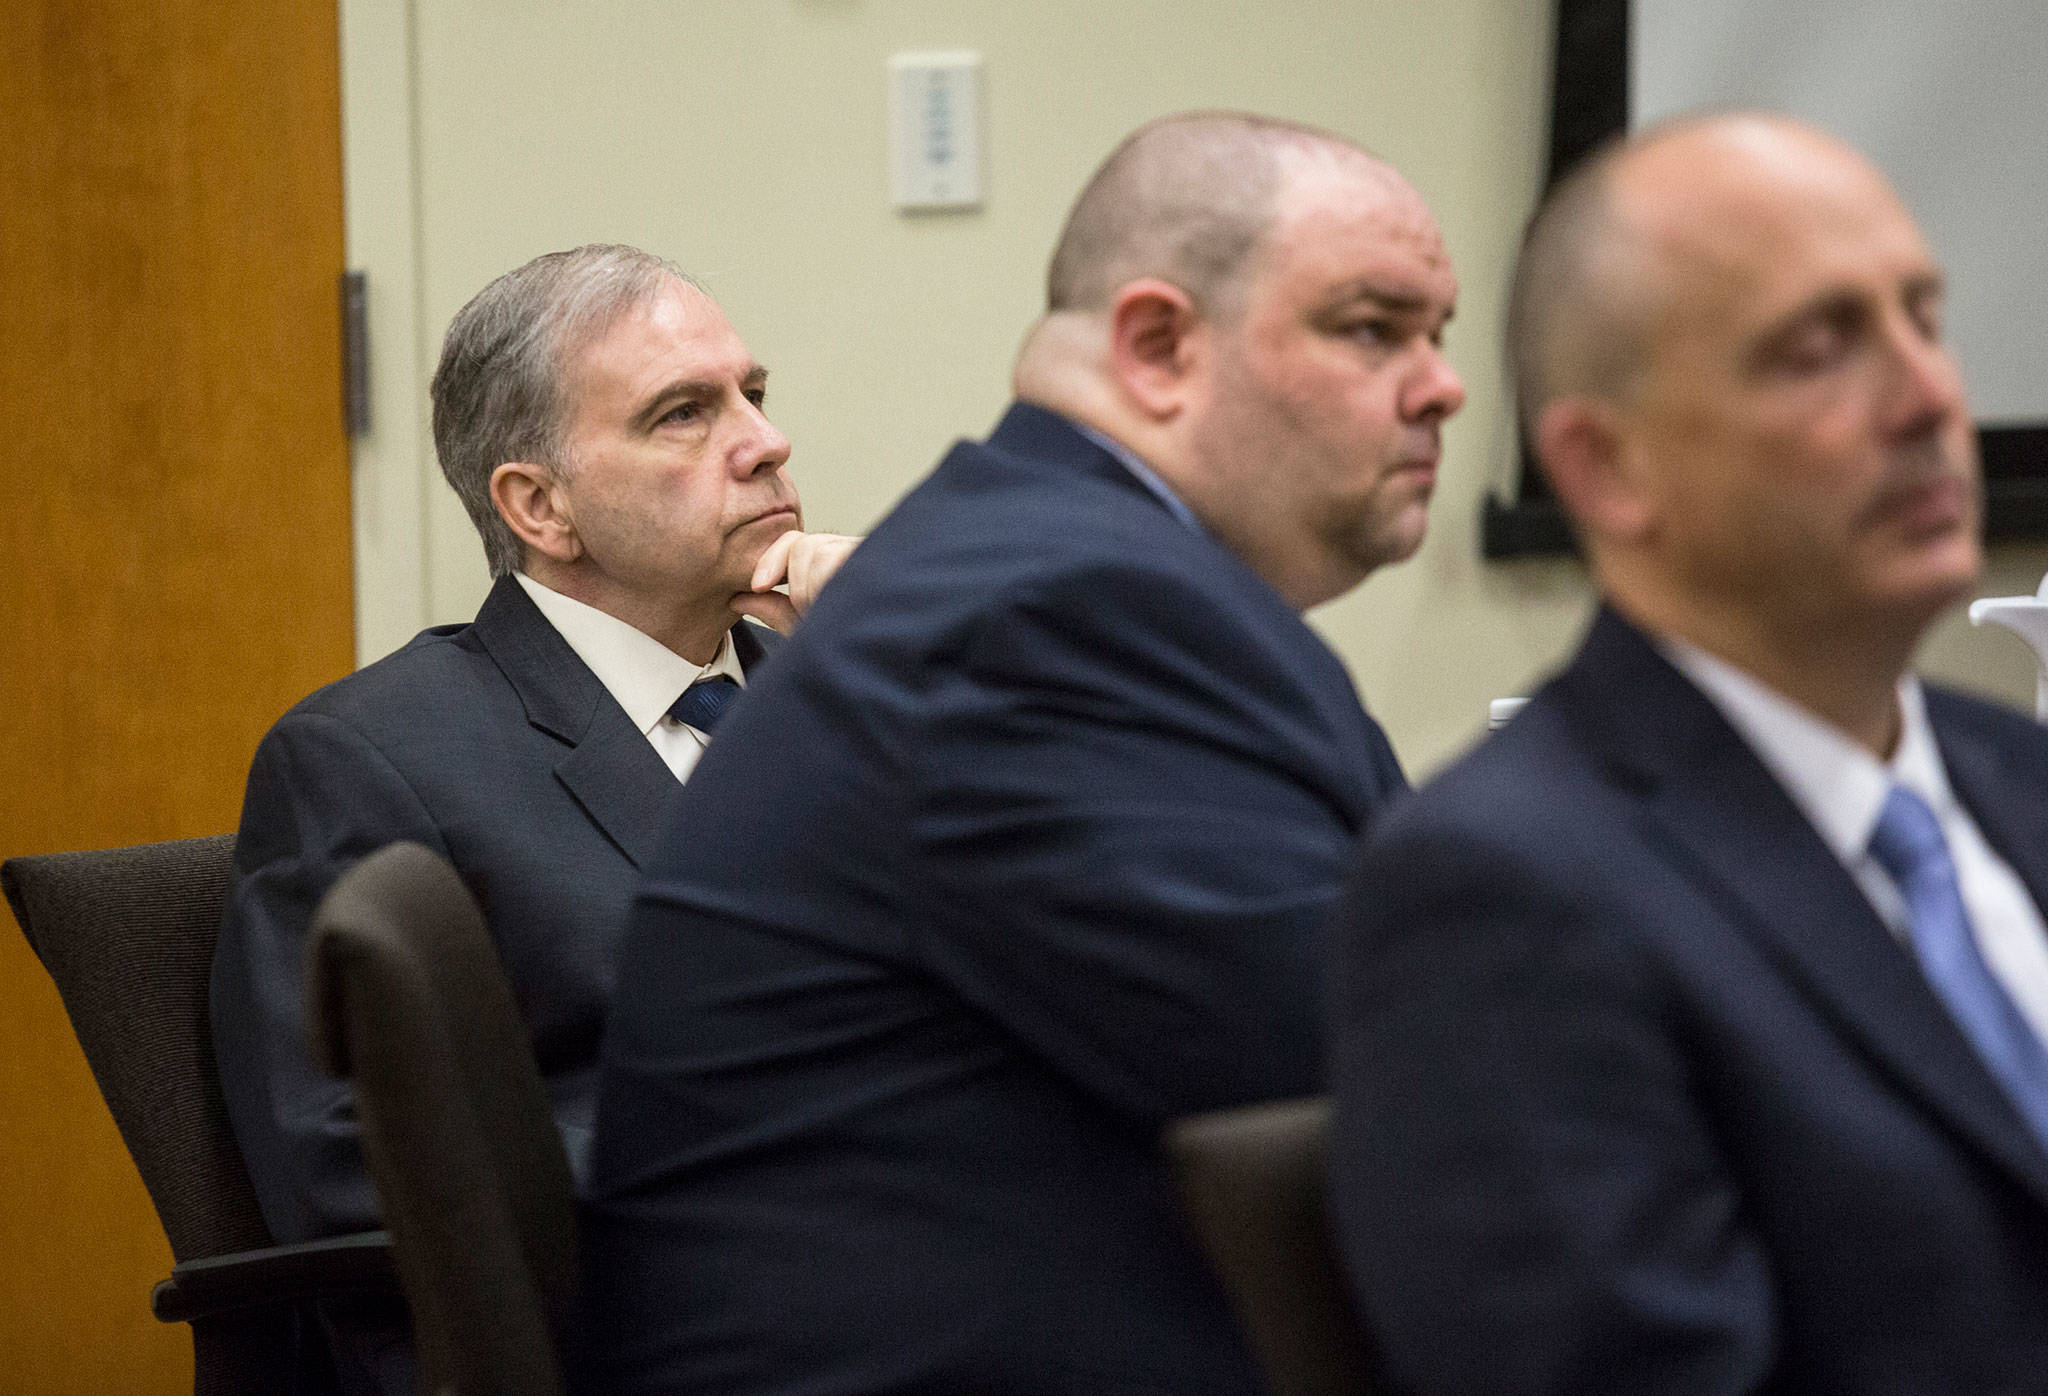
(731, 531, 862, 632)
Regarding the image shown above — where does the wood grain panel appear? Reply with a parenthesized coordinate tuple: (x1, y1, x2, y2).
(0, 1, 351, 1387)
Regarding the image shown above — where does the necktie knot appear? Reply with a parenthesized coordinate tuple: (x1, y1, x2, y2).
(1869, 785, 1952, 894)
(669, 675, 740, 734)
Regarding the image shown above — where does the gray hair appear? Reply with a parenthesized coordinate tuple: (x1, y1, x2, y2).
(430, 244, 692, 576)
(1046, 111, 1379, 319)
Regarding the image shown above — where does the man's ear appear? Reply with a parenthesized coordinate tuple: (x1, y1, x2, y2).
(489, 461, 582, 565)
(1106, 278, 1205, 421)
(1532, 398, 1655, 545)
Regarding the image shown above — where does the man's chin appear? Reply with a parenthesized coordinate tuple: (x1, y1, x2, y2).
(727, 513, 802, 580)
(1354, 509, 1430, 573)
(1870, 532, 1982, 624)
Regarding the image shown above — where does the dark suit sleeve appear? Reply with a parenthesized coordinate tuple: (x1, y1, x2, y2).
(900, 561, 1363, 1126)
(1330, 814, 1777, 1396)
(211, 710, 452, 1243)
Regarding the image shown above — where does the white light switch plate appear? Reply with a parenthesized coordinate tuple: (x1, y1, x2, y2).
(889, 51, 983, 211)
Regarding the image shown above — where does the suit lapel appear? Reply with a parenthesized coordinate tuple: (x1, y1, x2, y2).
(472, 576, 679, 870)
(553, 719, 680, 871)
(1566, 609, 2048, 1206)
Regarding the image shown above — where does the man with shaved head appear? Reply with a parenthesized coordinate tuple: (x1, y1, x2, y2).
(1331, 113, 2048, 1393)
(577, 112, 1463, 1393)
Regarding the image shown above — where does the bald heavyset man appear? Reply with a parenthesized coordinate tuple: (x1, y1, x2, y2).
(576, 113, 1463, 1393)
(1332, 114, 2048, 1393)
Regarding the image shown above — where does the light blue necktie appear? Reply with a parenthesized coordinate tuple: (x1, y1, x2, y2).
(1869, 784, 2048, 1152)
(668, 675, 740, 734)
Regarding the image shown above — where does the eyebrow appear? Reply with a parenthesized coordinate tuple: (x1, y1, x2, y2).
(1902, 269, 1947, 305)
(1751, 270, 1947, 356)
(631, 365, 770, 430)
(1322, 280, 1455, 321)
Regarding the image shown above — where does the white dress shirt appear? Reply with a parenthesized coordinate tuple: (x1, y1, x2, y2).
(1666, 639, 2048, 1048)
(515, 573, 745, 784)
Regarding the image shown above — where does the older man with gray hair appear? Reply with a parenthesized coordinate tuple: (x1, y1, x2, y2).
(211, 243, 855, 1392)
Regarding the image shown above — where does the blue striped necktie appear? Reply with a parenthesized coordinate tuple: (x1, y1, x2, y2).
(668, 675, 740, 734)
(1869, 784, 2048, 1152)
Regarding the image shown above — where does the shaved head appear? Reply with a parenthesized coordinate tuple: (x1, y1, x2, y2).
(1510, 110, 1979, 745)
(1019, 110, 1461, 611)
(1507, 112, 1900, 435)
(1046, 111, 1391, 319)
(1504, 129, 1657, 437)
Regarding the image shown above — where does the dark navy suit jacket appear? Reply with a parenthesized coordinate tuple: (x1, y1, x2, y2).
(212, 575, 780, 1244)
(577, 403, 1409, 1395)
(1332, 607, 2048, 1395)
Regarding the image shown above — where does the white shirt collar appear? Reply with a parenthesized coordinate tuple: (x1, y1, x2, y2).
(514, 573, 745, 736)
(1661, 637, 1954, 865)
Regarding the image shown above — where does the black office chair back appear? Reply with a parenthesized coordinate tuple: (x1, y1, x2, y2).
(306, 841, 576, 1396)
(1166, 1098, 1375, 1396)
(1, 834, 300, 1393)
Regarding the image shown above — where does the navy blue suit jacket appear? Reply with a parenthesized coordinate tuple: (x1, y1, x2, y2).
(212, 575, 780, 1243)
(577, 403, 1409, 1395)
(1332, 607, 2048, 1395)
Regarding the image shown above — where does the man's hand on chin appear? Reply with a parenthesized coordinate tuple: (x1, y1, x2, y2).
(730, 531, 862, 633)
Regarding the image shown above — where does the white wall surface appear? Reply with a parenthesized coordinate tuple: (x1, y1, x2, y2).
(340, 0, 2048, 776)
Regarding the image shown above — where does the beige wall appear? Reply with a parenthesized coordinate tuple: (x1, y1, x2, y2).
(340, 0, 2048, 776)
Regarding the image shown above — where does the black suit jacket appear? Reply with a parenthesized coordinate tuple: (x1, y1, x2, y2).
(576, 403, 1409, 1395)
(1332, 607, 2048, 1395)
(212, 575, 780, 1243)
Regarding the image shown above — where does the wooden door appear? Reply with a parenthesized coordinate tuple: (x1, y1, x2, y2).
(0, 1, 353, 1389)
